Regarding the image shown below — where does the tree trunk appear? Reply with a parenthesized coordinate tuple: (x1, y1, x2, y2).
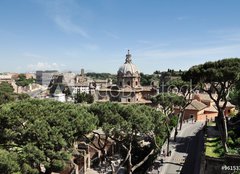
(179, 110, 185, 130)
(167, 132, 170, 156)
(216, 110, 229, 153)
(174, 112, 182, 141)
(44, 168, 52, 174)
(222, 111, 229, 153)
(128, 152, 132, 174)
(223, 115, 228, 141)
(174, 115, 180, 142)
(174, 125, 177, 142)
(111, 162, 116, 174)
(131, 149, 155, 173)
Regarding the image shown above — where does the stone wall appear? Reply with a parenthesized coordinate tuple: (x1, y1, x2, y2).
(200, 152, 240, 174)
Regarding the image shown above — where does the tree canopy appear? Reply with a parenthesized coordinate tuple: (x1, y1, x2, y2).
(89, 102, 173, 173)
(151, 93, 185, 116)
(0, 82, 30, 105)
(0, 82, 14, 94)
(0, 99, 97, 174)
(182, 58, 240, 152)
(0, 98, 176, 173)
(74, 92, 94, 104)
(15, 74, 35, 87)
(0, 82, 15, 105)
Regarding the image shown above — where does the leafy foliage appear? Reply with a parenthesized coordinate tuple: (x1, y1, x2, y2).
(229, 80, 240, 108)
(0, 82, 15, 105)
(0, 149, 20, 174)
(74, 92, 94, 104)
(89, 102, 173, 173)
(182, 58, 240, 85)
(0, 99, 97, 173)
(86, 72, 117, 84)
(151, 93, 186, 115)
(0, 82, 14, 93)
(183, 58, 240, 152)
(140, 73, 159, 86)
(15, 74, 35, 87)
(0, 82, 30, 105)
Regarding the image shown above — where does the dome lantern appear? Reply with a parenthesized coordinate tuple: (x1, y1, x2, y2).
(117, 50, 141, 88)
(125, 50, 132, 63)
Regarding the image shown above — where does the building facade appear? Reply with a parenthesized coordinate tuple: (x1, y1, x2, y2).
(97, 50, 157, 104)
(36, 70, 59, 86)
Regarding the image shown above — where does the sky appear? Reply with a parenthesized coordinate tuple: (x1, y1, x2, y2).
(1, 0, 240, 74)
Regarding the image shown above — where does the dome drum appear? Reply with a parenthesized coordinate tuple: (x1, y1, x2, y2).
(117, 50, 141, 88)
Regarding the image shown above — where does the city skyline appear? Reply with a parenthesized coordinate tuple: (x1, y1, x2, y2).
(1, 0, 240, 74)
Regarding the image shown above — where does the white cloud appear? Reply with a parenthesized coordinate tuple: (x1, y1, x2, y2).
(104, 31, 119, 39)
(54, 15, 89, 37)
(36, 0, 89, 38)
(137, 44, 240, 60)
(27, 62, 65, 71)
(23, 52, 51, 60)
(82, 43, 99, 51)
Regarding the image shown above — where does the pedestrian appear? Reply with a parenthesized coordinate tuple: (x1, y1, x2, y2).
(163, 149, 166, 157)
(169, 150, 172, 156)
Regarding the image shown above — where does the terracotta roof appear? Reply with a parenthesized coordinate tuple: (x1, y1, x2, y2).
(219, 101, 235, 107)
(204, 105, 218, 113)
(193, 93, 217, 101)
(185, 99, 207, 111)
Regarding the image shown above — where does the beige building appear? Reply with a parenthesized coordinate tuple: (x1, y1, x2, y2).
(0, 74, 13, 84)
(97, 50, 157, 104)
(174, 93, 235, 121)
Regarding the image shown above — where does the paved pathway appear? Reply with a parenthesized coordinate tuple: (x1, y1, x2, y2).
(86, 121, 205, 174)
(149, 121, 205, 174)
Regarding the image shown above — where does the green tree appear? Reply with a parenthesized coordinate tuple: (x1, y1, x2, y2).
(151, 93, 185, 116)
(0, 82, 14, 94)
(166, 79, 193, 131)
(86, 72, 117, 84)
(0, 149, 20, 174)
(182, 58, 240, 152)
(151, 93, 183, 153)
(0, 82, 15, 105)
(89, 102, 167, 174)
(17, 93, 30, 100)
(74, 92, 94, 104)
(0, 99, 97, 174)
(15, 74, 35, 87)
(229, 80, 240, 109)
(140, 73, 158, 86)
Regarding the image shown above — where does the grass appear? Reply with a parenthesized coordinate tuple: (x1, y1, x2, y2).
(207, 122, 216, 127)
(227, 148, 239, 155)
(205, 137, 224, 158)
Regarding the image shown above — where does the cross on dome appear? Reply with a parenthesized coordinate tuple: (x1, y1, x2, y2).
(125, 49, 132, 63)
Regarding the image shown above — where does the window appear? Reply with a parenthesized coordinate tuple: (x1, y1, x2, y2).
(136, 81, 138, 85)
(128, 98, 131, 102)
(127, 81, 130, 86)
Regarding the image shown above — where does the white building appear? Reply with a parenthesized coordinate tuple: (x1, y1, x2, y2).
(71, 83, 90, 95)
(53, 93, 66, 102)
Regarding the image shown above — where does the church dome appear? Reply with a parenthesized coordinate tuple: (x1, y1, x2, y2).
(117, 50, 140, 76)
